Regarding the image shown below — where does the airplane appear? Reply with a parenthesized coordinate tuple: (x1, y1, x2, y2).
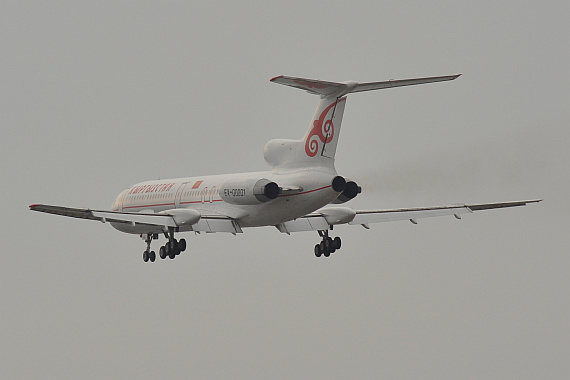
(30, 74, 540, 262)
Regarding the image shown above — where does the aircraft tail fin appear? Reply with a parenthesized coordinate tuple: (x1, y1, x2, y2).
(266, 74, 460, 168)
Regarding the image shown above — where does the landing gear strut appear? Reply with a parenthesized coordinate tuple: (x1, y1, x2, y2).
(142, 233, 157, 262)
(141, 229, 186, 263)
(314, 229, 341, 258)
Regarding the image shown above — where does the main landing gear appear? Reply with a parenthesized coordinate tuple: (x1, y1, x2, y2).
(314, 230, 342, 258)
(141, 228, 186, 263)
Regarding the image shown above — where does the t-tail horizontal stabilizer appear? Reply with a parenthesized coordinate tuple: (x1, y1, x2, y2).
(270, 74, 461, 97)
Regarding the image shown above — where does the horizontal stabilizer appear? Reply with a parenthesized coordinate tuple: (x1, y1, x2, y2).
(270, 74, 461, 97)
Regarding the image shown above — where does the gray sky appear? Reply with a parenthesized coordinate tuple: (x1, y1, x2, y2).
(2, 1, 568, 379)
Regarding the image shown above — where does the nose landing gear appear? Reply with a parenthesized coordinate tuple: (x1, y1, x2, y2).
(142, 233, 157, 262)
(314, 230, 341, 258)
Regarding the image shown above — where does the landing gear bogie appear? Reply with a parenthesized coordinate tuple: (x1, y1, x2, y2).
(315, 230, 342, 258)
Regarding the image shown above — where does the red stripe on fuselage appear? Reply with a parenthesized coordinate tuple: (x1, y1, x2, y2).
(121, 186, 331, 211)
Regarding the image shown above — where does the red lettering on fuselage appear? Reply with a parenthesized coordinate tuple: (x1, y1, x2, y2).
(128, 182, 175, 195)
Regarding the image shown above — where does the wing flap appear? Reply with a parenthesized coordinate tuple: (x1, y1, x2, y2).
(193, 217, 243, 233)
(277, 215, 329, 233)
(91, 211, 176, 227)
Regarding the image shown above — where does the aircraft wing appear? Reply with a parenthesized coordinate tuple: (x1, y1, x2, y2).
(29, 204, 243, 233)
(275, 200, 541, 233)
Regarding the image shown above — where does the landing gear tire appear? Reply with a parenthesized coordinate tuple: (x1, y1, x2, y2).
(169, 239, 181, 256)
(178, 238, 186, 252)
(149, 251, 156, 262)
(143, 251, 149, 262)
(159, 246, 166, 259)
(324, 237, 335, 254)
(314, 244, 322, 257)
(318, 241, 331, 257)
(333, 237, 341, 250)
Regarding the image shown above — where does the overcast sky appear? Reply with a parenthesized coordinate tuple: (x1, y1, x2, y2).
(2, 1, 568, 379)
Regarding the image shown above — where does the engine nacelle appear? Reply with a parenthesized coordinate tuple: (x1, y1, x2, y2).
(331, 180, 361, 204)
(219, 178, 280, 205)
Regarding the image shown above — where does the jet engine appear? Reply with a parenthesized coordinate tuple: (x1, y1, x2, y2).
(219, 178, 280, 205)
(330, 180, 361, 204)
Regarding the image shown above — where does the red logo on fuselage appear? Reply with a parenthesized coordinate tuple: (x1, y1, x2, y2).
(305, 97, 346, 157)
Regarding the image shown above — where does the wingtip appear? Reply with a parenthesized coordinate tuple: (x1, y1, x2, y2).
(270, 75, 283, 82)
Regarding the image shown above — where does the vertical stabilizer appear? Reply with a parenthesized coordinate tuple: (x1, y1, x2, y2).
(267, 74, 460, 168)
(302, 95, 347, 161)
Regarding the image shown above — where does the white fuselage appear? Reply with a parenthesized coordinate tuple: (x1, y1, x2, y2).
(110, 166, 340, 234)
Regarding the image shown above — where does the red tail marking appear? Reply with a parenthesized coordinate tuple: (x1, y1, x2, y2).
(305, 97, 346, 157)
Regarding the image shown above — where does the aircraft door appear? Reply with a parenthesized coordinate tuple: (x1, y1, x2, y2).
(175, 182, 189, 208)
(114, 191, 126, 212)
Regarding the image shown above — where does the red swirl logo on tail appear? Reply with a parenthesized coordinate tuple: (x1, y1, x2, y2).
(305, 98, 346, 157)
